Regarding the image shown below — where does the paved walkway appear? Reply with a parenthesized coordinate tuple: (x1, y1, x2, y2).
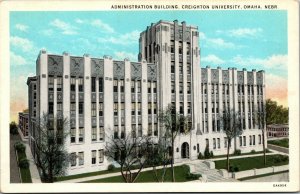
(10, 134, 21, 183)
(24, 143, 42, 183)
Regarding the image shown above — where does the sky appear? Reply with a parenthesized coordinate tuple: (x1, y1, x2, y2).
(10, 10, 288, 122)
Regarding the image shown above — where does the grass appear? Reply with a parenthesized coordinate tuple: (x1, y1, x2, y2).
(238, 170, 289, 181)
(16, 149, 32, 183)
(55, 167, 120, 181)
(211, 150, 271, 159)
(268, 138, 289, 148)
(82, 165, 199, 183)
(215, 154, 289, 171)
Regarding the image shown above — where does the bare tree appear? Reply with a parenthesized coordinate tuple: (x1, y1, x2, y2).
(158, 104, 191, 182)
(34, 113, 69, 182)
(104, 133, 152, 183)
(221, 109, 243, 171)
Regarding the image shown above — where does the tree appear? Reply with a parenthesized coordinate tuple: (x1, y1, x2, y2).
(221, 109, 243, 171)
(10, 121, 18, 135)
(104, 133, 152, 183)
(158, 104, 191, 182)
(257, 103, 267, 166)
(34, 113, 69, 182)
(266, 99, 289, 124)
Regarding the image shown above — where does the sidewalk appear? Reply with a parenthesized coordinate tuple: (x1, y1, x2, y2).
(10, 134, 21, 183)
(24, 142, 42, 183)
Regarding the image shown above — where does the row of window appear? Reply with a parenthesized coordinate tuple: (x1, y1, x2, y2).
(201, 83, 264, 95)
(171, 82, 191, 94)
(70, 150, 104, 167)
(202, 101, 264, 114)
(113, 124, 159, 139)
(170, 62, 191, 75)
(170, 41, 191, 55)
(70, 127, 105, 143)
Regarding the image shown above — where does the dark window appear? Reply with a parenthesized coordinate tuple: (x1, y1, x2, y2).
(70, 77, 76, 91)
(171, 62, 175, 73)
(113, 80, 118, 92)
(120, 80, 124, 93)
(153, 82, 157, 93)
(99, 78, 103, 92)
(91, 77, 96, 92)
(78, 78, 84, 92)
(79, 102, 84, 114)
(48, 102, 54, 114)
(131, 81, 135, 93)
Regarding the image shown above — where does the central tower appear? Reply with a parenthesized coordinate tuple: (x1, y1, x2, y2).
(139, 20, 202, 160)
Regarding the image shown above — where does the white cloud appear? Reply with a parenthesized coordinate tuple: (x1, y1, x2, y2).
(40, 29, 53, 36)
(231, 54, 287, 70)
(114, 51, 137, 61)
(199, 31, 237, 49)
(10, 51, 27, 65)
(228, 28, 262, 38)
(15, 24, 29, 32)
(75, 18, 84, 24)
(201, 54, 225, 65)
(50, 19, 77, 35)
(98, 30, 140, 45)
(91, 19, 114, 33)
(10, 36, 34, 52)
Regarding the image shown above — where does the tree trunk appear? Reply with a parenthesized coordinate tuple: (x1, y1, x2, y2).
(262, 129, 266, 166)
(227, 139, 230, 171)
(171, 135, 175, 182)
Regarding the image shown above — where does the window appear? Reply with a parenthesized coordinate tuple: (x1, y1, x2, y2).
(250, 135, 252, 145)
(132, 125, 136, 138)
(91, 103, 96, 117)
(99, 78, 103, 92)
(205, 139, 209, 147)
(91, 77, 96, 92)
(99, 103, 103, 116)
(179, 63, 183, 74)
(224, 137, 228, 148)
(212, 119, 215, 132)
(57, 103, 62, 112)
(148, 82, 151, 93)
(33, 84, 36, 90)
(113, 80, 118, 92)
(205, 102, 207, 113)
(121, 126, 125, 139)
(153, 124, 158, 136)
(48, 76, 54, 91)
(99, 149, 104, 163)
(179, 45, 182, 54)
(187, 63, 191, 74)
(57, 77, 62, 91)
(34, 93, 36, 99)
(171, 82, 175, 93)
(131, 103, 135, 115)
(259, 134, 262, 144)
(78, 78, 84, 92)
(138, 125, 142, 137)
(137, 81, 141, 93)
(71, 128, 76, 143)
(114, 103, 118, 116)
(211, 84, 214, 94)
(170, 40, 175, 53)
(153, 82, 157, 93)
(171, 62, 175, 73)
(187, 43, 191, 55)
(79, 128, 84, 142)
(153, 103, 157, 115)
(114, 126, 119, 139)
(120, 103, 125, 117)
(148, 124, 152, 136)
(48, 102, 54, 114)
(120, 80, 124, 93)
(70, 102, 76, 115)
(187, 82, 191, 94)
(197, 144, 199, 153)
(79, 102, 84, 114)
(187, 102, 191, 114)
(99, 127, 104, 141)
(179, 82, 183, 94)
(137, 103, 141, 115)
(239, 136, 242, 146)
(91, 150, 96, 164)
(217, 138, 220, 149)
(92, 128, 97, 141)
(131, 81, 135, 93)
(243, 136, 246, 146)
(78, 152, 84, 166)
(148, 103, 152, 114)
(213, 138, 216, 149)
(253, 135, 255, 145)
(70, 152, 76, 166)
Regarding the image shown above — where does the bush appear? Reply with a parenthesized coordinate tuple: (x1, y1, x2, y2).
(233, 149, 241, 155)
(204, 145, 210, 159)
(229, 165, 240, 172)
(19, 158, 29, 169)
(210, 151, 214, 158)
(107, 164, 115, 171)
(198, 152, 203, 159)
(10, 122, 18, 135)
(186, 172, 201, 180)
(251, 150, 256, 154)
(15, 142, 26, 153)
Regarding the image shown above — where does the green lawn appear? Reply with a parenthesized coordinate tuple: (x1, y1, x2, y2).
(212, 150, 271, 159)
(82, 165, 199, 183)
(16, 150, 32, 183)
(268, 138, 289, 148)
(215, 154, 289, 171)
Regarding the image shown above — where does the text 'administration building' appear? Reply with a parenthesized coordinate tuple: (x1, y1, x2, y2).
(27, 20, 266, 175)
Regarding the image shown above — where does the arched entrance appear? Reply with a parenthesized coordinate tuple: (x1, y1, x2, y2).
(181, 142, 189, 159)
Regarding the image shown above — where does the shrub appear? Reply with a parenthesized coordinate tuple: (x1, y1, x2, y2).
(281, 155, 289, 162)
(229, 165, 234, 172)
(15, 142, 26, 153)
(204, 145, 210, 159)
(210, 151, 214, 158)
(251, 150, 256, 154)
(198, 152, 203, 159)
(233, 165, 240, 172)
(233, 149, 241, 156)
(10, 122, 18, 135)
(107, 164, 115, 171)
(19, 158, 29, 169)
(186, 172, 201, 180)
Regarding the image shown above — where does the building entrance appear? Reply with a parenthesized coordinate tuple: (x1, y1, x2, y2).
(181, 142, 189, 158)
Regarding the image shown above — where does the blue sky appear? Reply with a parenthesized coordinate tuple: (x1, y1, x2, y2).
(10, 10, 288, 121)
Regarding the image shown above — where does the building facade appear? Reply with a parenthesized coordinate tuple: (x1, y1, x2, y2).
(18, 112, 29, 138)
(267, 124, 289, 138)
(27, 20, 266, 176)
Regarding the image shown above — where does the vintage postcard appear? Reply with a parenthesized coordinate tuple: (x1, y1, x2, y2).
(0, 0, 299, 192)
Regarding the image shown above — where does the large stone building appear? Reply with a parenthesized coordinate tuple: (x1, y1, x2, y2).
(18, 112, 29, 138)
(27, 20, 266, 176)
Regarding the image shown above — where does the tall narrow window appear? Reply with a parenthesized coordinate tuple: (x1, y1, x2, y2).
(70, 103, 76, 116)
(48, 102, 54, 114)
(113, 80, 118, 92)
(137, 81, 141, 93)
(91, 150, 96, 164)
(180, 102, 184, 114)
(78, 152, 84, 166)
(121, 103, 125, 117)
(91, 103, 96, 117)
(187, 82, 191, 94)
(131, 81, 135, 93)
(148, 103, 152, 114)
(99, 103, 103, 116)
(153, 124, 158, 136)
(79, 128, 84, 142)
(114, 126, 118, 139)
(57, 77, 62, 91)
(114, 103, 118, 116)
(170, 40, 175, 53)
(70, 152, 76, 166)
(48, 76, 54, 91)
(148, 82, 151, 93)
(253, 135, 255, 145)
(98, 149, 104, 163)
(79, 102, 84, 115)
(99, 78, 103, 92)
(239, 136, 242, 146)
(70, 128, 76, 143)
(187, 43, 190, 55)
(171, 82, 175, 93)
(132, 125, 136, 138)
(217, 138, 220, 149)
(70, 77, 76, 91)
(78, 78, 84, 92)
(224, 137, 228, 148)
(187, 102, 191, 114)
(91, 77, 96, 92)
(148, 124, 152, 136)
(153, 103, 157, 115)
(121, 126, 125, 139)
(131, 103, 135, 115)
(179, 63, 183, 74)
(250, 135, 252, 145)
(120, 80, 124, 93)
(179, 82, 183, 94)
(99, 127, 104, 141)
(153, 82, 157, 93)
(137, 103, 141, 115)
(138, 125, 142, 137)
(171, 62, 175, 73)
(213, 138, 216, 149)
(243, 136, 246, 146)
(187, 63, 191, 74)
(91, 127, 96, 141)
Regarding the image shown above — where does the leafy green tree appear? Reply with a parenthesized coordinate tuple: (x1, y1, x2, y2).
(221, 109, 243, 171)
(266, 99, 289, 124)
(10, 121, 18, 135)
(158, 104, 191, 182)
